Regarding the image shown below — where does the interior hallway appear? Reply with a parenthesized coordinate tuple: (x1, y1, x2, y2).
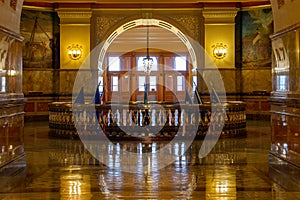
(0, 120, 300, 199)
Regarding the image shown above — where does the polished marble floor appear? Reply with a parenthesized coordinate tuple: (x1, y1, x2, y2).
(1, 120, 300, 199)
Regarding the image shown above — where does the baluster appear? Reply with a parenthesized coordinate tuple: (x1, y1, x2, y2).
(116, 109, 120, 126)
(139, 109, 143, 126)
(133, 110, 138, 125)
(163, 109, 167, 125)
(108, 110, 111, 126)
(158, 109, 163, 126)
(83, 109, 87, 123)
(92, 112, 96, 124)
(151, 109, 156, 126)
(185, 109, 190, 124)
(198, 109, 203, 125)
(180, 109, 184, 126)
(175, 109, 179, 126)
(123, 109, 127, 126)
(168, 109, 172, 126)
(204, 111, 209, 124)
(190, 113, 195, 125)
(128, 110, 132, 126)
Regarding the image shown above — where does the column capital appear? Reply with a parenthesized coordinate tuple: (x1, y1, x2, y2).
(202, 8, 238, 24)
(56, 9, 92, 24)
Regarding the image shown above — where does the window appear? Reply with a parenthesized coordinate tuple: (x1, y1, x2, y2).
(174, 56, 187, 71)
(276, 75, 288, 91)
(1, 77, 5, 92)
(138, 76, 146, 91)
(111, 76, 119, 91)
(136, 57, 158, 71)
(177, 75, 184, 91)
(108, 57, 120, 71)
(149, 76, 157, 91)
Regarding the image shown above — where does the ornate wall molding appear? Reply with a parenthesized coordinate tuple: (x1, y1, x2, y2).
(168, 15, 202, 42)
(95, 15, 127, 44)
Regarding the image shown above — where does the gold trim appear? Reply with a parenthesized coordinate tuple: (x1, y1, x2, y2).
(203, 9, 238, 23)
(22, 5, 54, 12)
(91, 8, 203, 12)
(57, 10, 92, 19)
(59, 24, 91, 26)
(240, 4, 272, 11)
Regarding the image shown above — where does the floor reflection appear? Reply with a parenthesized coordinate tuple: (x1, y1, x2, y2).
(0, 120, 300, 199)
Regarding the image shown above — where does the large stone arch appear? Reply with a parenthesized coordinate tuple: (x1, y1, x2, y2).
(97, 18, 199, 72)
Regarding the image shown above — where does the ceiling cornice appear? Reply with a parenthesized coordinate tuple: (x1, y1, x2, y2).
(23, 1, 271, 10)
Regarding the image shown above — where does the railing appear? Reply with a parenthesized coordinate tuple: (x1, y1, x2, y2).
(48, 101, 246, 140)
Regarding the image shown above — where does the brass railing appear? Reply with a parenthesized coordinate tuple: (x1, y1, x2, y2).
(48, 101, 246, 140)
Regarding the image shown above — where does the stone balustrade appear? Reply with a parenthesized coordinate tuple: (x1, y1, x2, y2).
(48, 101, 246, 140)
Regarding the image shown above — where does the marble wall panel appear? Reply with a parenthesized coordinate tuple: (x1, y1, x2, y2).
(60, 70, 94, 96)
(23, 70, 54, 95)
(242, 68, 272, 93)
(219, 69, 236, 94)
(59, 70, 76, 95)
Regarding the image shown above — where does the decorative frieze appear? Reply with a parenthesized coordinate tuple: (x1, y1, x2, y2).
(168, 15, 201, 41)
(95, 16, 126, 44)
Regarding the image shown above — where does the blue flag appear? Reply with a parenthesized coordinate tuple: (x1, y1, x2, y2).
(185, 90, 192, 104)
(211, 87, 221, 103)
(93, 85, 101, 104)
(74, 87, 85, 104)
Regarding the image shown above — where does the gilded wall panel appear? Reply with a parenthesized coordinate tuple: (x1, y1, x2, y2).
(168, 15, 201, 41)
(95, 16, 127, 44)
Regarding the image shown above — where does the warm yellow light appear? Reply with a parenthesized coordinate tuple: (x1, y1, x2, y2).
(67, 44, 82, 60)
(7, 69, 17, 76)
(212, 43, 227, 59)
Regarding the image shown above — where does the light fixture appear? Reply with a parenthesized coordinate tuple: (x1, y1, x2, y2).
(7, 67, 16, 76)
(212, 43, 227, 59)
(67, 44, 82, 60)
(143, 26, 153, 75)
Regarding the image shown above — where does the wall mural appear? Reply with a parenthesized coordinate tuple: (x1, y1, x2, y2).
(242, 8, 273, 68)
(21, 9, 59, 68)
